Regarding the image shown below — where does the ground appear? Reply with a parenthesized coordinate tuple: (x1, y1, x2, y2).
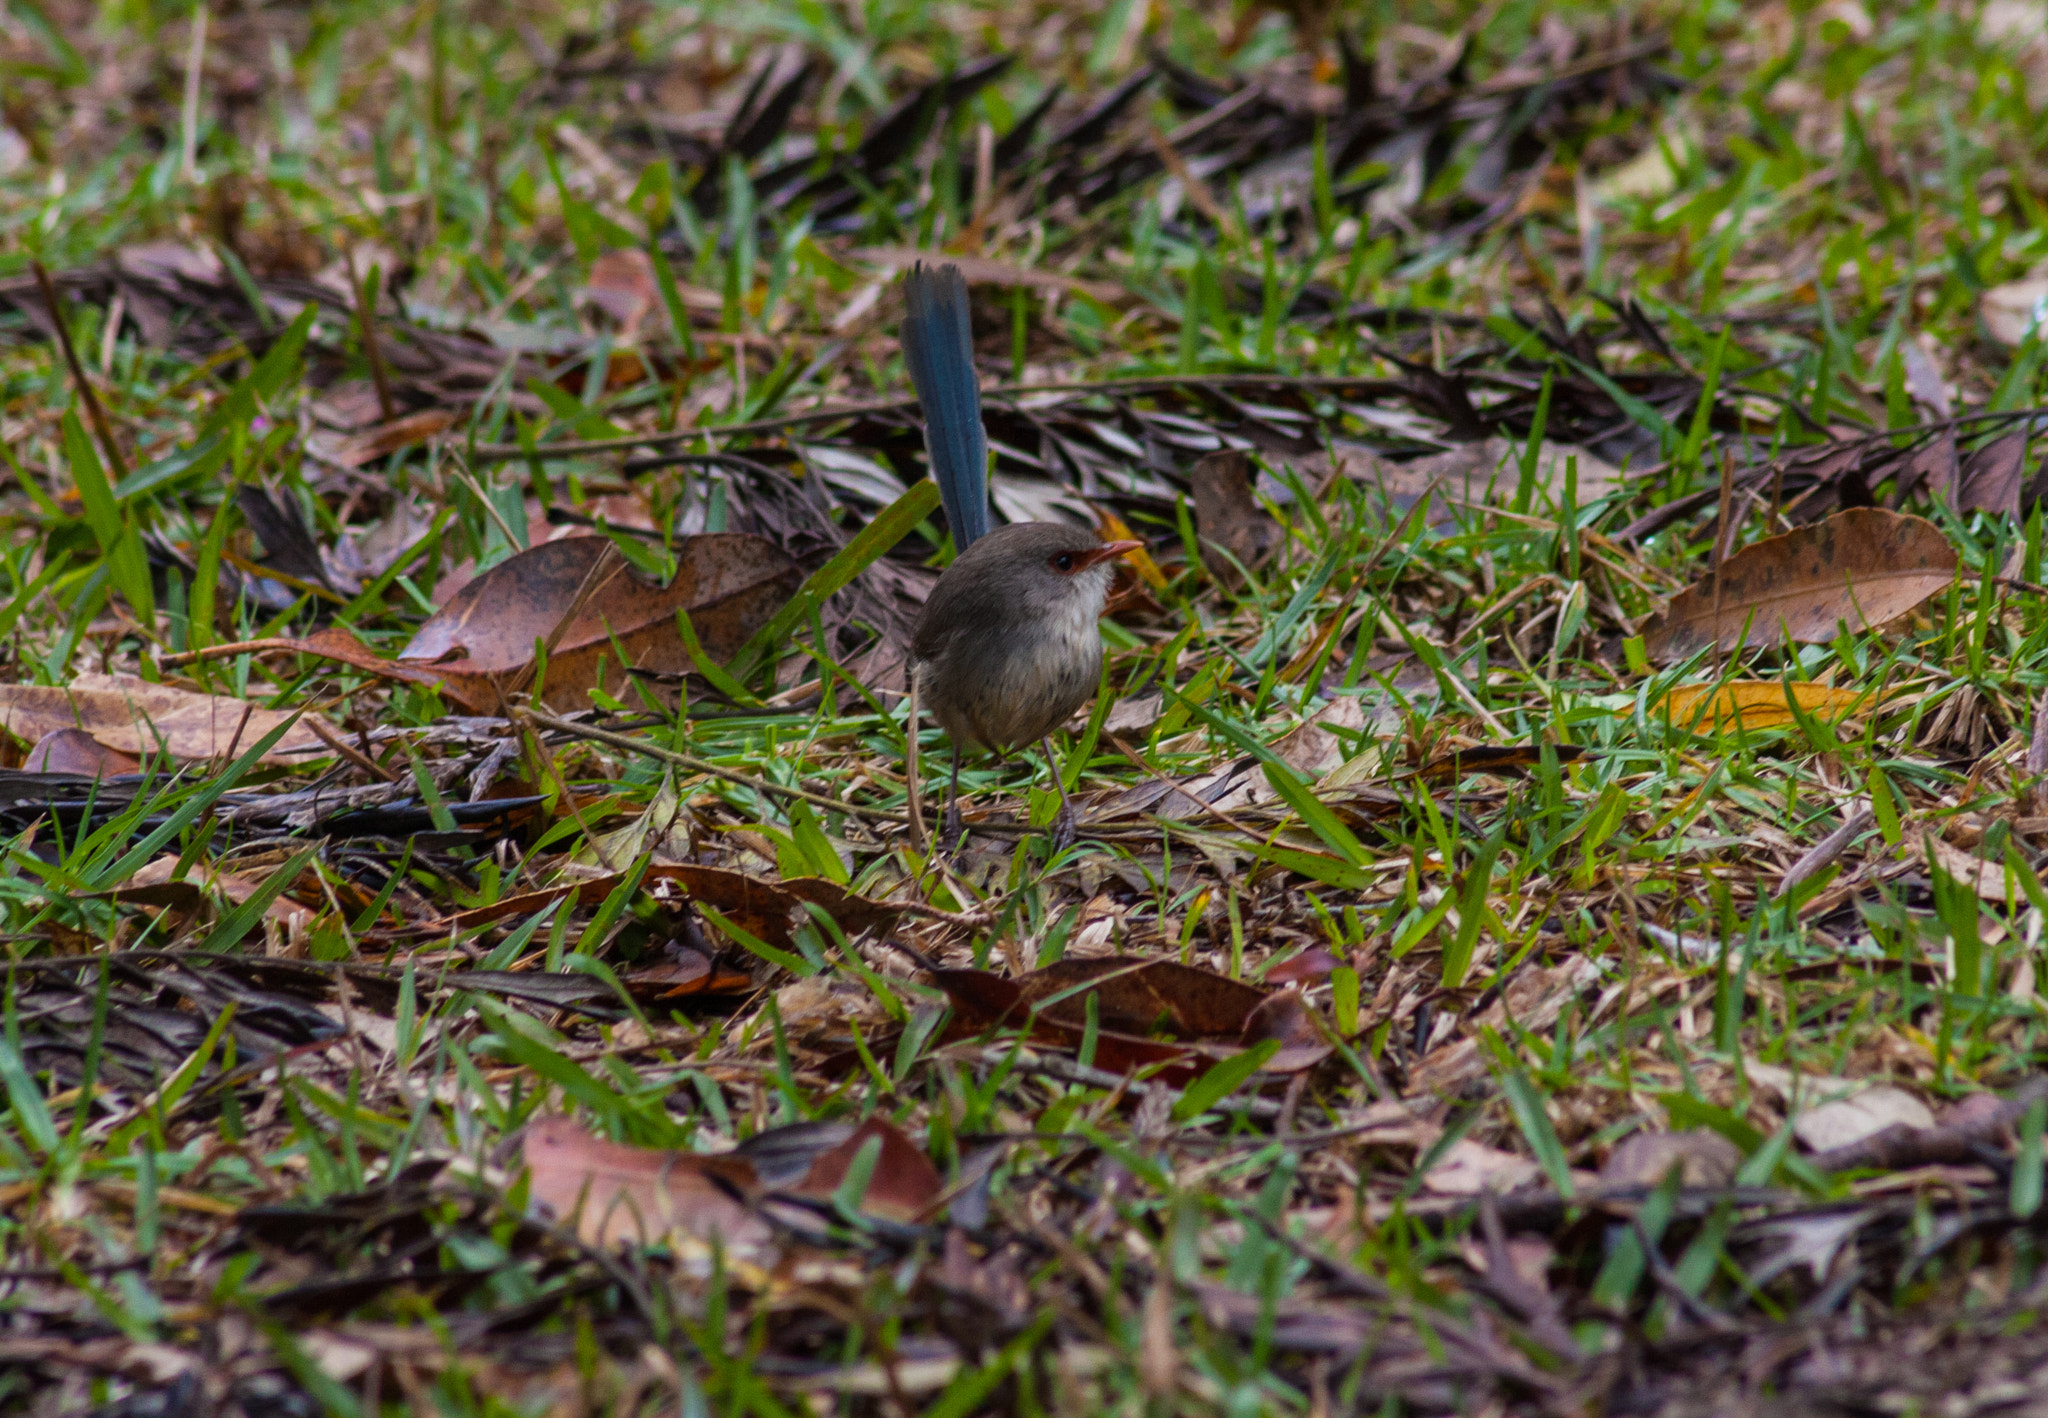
(4, 0, 2048, 1413)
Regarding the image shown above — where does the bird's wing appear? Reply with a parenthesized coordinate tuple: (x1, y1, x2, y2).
(900, 262, 991, 550)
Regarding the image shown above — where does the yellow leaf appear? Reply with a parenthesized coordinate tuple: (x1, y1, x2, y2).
(1096, 508, 1168, 589)
(1655, 681, 1870, 732)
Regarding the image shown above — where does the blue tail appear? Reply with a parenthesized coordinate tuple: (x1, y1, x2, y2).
(901, 263, 991, 550)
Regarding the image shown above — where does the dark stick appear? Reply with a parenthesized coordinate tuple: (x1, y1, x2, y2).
(32, 260, 130, 482)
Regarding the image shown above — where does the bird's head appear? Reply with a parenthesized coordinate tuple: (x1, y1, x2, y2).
(948, 522, 1142, 618)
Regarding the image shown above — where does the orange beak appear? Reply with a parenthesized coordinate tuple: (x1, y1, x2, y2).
(1076, 538, 1144, 570)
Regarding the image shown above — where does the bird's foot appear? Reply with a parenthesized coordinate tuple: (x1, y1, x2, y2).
(1047, 803, 1077, 855)
(940, 802, 966, 856)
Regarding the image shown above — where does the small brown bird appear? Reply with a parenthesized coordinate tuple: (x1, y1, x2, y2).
(901, 263, 1138, 849)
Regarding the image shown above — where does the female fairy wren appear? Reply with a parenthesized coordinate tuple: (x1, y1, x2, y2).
(900, 263, 1138, 850)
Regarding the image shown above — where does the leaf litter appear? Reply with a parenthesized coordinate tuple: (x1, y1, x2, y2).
(6, 3, 2048, 1417)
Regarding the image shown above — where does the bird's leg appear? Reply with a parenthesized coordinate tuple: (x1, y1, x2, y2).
(941, 746, 965, 853)
(1041, 735, 1076, 854)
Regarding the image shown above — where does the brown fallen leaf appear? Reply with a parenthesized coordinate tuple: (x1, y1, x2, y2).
(1655, 681, 1869, 732)
(1896, 430, 1960, 505)
(651, 863, 904, 949)
(1335, 437, 1625, 522)
(1644, 508, 1956, 661)
(932, 956, 1329, 1080)
(618, 949, 756, 1003)
(787, 1117, 945, 1222)
(522, 1116, 768, 1250)
(1409, 956, 1598, 1096)
(1264, 946, 1342, 985)
(165, 626, 459, 696)
(1190, 449, 1282, 587)
(523, 1114, 944, 1251)
(0, 674, 327, 765)
(21, 727, 139, 776)
(1957, 429, 2030, 518)
(399, 534, 799, 712)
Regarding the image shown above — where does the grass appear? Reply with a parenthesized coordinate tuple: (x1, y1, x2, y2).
(5, 0, 2048, 1413)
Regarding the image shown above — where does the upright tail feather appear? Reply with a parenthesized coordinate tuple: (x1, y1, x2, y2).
(901, 262, 991, 550)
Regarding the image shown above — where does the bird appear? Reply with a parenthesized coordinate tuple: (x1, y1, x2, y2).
(900, 262, 1139, 852)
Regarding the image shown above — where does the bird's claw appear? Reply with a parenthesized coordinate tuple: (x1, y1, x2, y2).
(1047, 804, 1077, 855)
(940, 802, 966, 857)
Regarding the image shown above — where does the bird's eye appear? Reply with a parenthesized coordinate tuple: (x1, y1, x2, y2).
(1051, 552, 1076, 572)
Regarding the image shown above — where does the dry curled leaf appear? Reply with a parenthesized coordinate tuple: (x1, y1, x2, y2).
(399, 534, 800, 712)
(1645, 508, 1956, 660)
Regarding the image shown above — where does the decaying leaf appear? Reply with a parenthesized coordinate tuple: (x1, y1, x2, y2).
(931, 956, 1329, 1079)
(1408, 957, 1599, 1095)
(1957, 429, 2030, 518)
(1190, 449, 1282, 587)
(1598, 1129, 1741, 1188)
(653, 863, 903, 948)
(1645, 508, 1956, 660)
(522, 1116, 768, 1250)
(1655, 681, 1870, 732)
(0, 674, 327, 765)
(785, 1116, 946, 1222)
(523, 1114, 944, 1250)
(399, 534, 800, 712)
